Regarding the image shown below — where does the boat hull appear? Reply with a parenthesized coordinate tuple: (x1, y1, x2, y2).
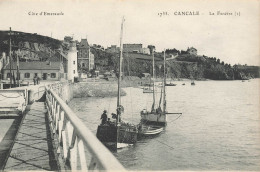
(143, 89, 154, 93)
(138, 124, 164, 136)
(96, 124, 138, 149)
(140, 111, 167, 126)
(165, 83, 176, 86)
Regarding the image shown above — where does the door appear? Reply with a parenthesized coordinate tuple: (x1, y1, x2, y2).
(43, 73, 47, 80)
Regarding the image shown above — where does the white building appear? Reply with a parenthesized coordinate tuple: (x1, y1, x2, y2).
(67, 41, 78, 82)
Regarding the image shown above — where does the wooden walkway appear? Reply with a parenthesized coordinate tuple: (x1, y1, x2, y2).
(3, 102, 59, 171)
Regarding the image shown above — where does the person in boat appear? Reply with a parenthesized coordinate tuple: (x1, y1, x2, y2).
(116, 105, 124, 122)
(141, 109, 148, 115)
(111, 113, 117, 121)
(156, 106, 162, 114)
(100, 110, 108, 125)
(107, 118, 112, 125)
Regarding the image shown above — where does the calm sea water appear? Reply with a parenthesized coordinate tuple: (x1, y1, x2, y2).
(69, 79, 260, 171)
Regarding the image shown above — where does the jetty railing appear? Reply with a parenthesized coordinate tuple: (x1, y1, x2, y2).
(45, 87, 126, 171)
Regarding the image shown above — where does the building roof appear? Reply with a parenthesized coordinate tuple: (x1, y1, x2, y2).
(78, 39, 89, 48)
(4, 61, 61, 70)
(187, 47, 197, 51)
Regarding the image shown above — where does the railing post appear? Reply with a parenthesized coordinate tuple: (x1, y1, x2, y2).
(77, 139, 87, 170)
(69, 131, 77, 170)
(62, 120, 68, 159)
(89, 157, 97, 171)
(58, 110, 64, 143)
(55, 104, 60, 131)
(67, 121, 74, 146)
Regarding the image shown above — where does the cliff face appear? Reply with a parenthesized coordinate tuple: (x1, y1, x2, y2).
(0, 31, 62, 61)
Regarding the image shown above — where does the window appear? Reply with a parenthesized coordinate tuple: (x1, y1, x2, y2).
(24, 73, 30, 78)
(51, 73, 56, 78)
(73, 61, 75, 65)
(73, 70, 75, 74)
(7, 73, 11, 78)
(82, 63, 85, 67)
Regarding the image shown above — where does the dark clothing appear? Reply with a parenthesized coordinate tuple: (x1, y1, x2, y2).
(37, 77, 40, 85)
(33, 78, 37, 85)
(101, 112, 107, 124)
(156, 107, 162, 114)
(111, 113, 117, 120)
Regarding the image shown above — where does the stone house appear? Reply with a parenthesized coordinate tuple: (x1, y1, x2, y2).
(3, 61, 64, 81)
(187, 47, 197, 56)
(77, 39, 95, 73)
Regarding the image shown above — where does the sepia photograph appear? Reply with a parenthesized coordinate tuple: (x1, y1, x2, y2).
(0, 0, 259, 171)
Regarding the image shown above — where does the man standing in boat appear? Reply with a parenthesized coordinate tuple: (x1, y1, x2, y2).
(100, 110, 108, 125)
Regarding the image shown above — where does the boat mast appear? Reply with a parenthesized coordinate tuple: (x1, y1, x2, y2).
(116, 17, 125, 149)
(117, 17, 124, 109)
(151, 48, 155, 112)
(163, 50, 166, 114)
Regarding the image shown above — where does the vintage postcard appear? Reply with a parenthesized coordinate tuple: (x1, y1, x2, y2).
(0, 0, 259, 171)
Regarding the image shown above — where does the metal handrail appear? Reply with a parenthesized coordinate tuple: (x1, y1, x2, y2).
(46, 85, 126, 171)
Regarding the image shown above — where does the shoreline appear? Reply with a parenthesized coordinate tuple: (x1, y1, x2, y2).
(71, 77, 258, 99)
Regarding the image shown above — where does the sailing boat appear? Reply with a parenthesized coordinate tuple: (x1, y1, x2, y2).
(165, 77, 177, 86)
(96, 17, 138, 149)
(138, 50, 168, 135)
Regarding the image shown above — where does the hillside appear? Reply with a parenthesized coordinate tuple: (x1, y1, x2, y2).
(0, 30, 62, 61)
(1, 30, 258, 80)
(91, 48, 260, 80)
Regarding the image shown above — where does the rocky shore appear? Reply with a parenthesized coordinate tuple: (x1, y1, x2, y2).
(72, 81, 126, 98)
(71, 76, 208, 98)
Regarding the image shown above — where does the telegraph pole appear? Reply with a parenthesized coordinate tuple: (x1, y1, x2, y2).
(16, 49, 20, 87)
(9, 27, 12, 88)
(88, 47, 91, 71)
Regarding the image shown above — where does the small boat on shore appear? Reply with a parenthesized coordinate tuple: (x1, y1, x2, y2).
(143, 87, 154, 93)
(165, 83, 177, 86)
(191, 80, 195, 85)
(138, 124, 163, 136)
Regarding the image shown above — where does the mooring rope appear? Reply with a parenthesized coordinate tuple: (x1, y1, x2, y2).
(168, 113, 183, 123)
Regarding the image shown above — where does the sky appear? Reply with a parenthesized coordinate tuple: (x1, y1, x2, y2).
(0, 0, 259, 66)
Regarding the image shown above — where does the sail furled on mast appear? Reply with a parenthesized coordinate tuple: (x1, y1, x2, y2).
(151, 48, 156, 112)
(158, 86, 163, 108)
(163, 50, 167, 113)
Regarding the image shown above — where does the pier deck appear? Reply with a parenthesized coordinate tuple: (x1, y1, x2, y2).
(3, 102, 59, 171)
